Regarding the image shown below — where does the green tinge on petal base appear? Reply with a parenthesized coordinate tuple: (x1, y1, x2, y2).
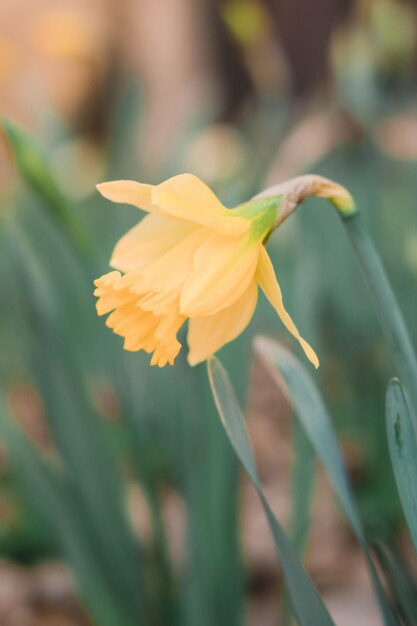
(234, 196, 282, 241)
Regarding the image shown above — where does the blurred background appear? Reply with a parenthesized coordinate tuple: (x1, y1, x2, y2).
(1, 0, 417, 624)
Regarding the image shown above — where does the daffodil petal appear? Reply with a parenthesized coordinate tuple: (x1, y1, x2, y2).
(130, 229, 207, 316)
(150, 339, 182, 367)
(93, 271, 183, 365)
(94, 271, 132, 315)
(180, 235, 259, 317)
(187, 281, 258, 365)
(97, 180, 163, 214)
(152, 173, 250, 237)
(151, 313, 186, 367)
(256, 247, 319, 368)
(94, 271, 157, 341)
(110, 214, 196, 272)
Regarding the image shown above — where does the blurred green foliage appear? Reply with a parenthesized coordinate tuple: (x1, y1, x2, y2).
(1, 112, 245, 626)
(1, 13, 417, 618)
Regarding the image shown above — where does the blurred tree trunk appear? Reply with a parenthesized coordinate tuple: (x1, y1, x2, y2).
(260, 0, 353, 95)
(203, 1, 255, 123)
(123, 0, 254, 167)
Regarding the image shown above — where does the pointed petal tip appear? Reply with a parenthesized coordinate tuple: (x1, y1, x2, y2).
(96, 180, 126, 194)
(304, 345, 320, 369)
(187, 352, 202, 367)
(96, 181, 117, 201)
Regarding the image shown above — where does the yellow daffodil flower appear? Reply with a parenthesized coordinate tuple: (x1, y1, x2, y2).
(94, 173, 323, 368)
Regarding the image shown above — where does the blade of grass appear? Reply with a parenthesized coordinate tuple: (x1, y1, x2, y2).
(208, 356, 336, 626)
(254, 337, 399, 626)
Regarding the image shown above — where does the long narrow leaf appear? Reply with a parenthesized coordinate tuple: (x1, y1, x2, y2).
(208, 356, 336, 626)
(280, 423, 316, 626)
(0, 398, 142, 626)
(254, 336, 398, 626)
(386, 378, 417, 554)
(2, 119, 93, 256)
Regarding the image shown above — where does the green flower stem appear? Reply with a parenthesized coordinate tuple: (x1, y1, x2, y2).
(342, 213, 417, 426)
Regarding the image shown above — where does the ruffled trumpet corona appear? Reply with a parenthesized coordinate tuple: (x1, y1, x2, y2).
(94, 173, 354, 367)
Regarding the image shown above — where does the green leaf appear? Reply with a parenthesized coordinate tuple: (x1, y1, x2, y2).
(2, 118, 93, 256)
(287, 421, 315, 554)
(386, 378, 417, 554)
(207, 356, 336, 626)
(280, 422, 316, 626)
(254, 337, 398, 626)
(343, 214, 417, 428)
(375, 542, 417, 625)
(0, 397, 142, 626)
